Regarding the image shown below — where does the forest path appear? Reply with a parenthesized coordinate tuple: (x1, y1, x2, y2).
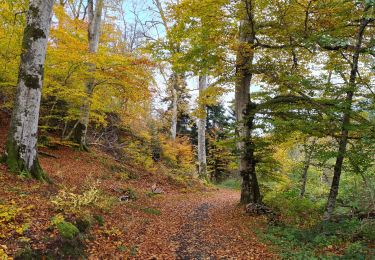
(134, 189, 275, 259)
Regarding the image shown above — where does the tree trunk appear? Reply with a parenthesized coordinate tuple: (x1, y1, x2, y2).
(170, 74, 178, 140)
(197, 74, 208, 179)
(5, 0, 54, 181)
(74, 0, 103, 150)
(323, 17, 370, 221)
(300, 138, 316, 197)
(235, 0, 261, 204)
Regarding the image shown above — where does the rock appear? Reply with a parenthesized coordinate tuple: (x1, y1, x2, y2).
(151, 183, 163, 194)
(118, 195, 130, 202)
(245, 203, 273, 216)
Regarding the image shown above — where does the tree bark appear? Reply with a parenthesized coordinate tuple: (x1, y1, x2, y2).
(170, 73, 179, 140)
(323, 16, 370, 221)
(5, 0, 54, 181)
(300, 138, 316, 197)
(235, 0, 261, 204)
(74, 0, 103, 150)
(197, 74, 208, 179)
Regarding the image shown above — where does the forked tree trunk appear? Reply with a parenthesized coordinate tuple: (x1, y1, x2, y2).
(197, 75, 208, 179)
(5, 0, 54, 181)
(323, 16, 370, 221)
(74, 0, 103, 150)
(235, 0, 261, 204)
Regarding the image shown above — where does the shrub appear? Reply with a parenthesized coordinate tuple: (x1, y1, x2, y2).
(0, 247, 8, 259)
(0, 202, 31, 239)
(359, 219, 375, 241)
(123, 140, 154, 171)
(343, 242, 366, 259)
(51, 182, 117, 214)
(258, 218, 374, 259)
(263, 191, 324, 226)
(161, 136, 194, 173)
(51, 185, 100, 212)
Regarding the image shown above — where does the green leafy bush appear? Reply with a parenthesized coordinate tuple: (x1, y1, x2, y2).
(263, 190, 324, 226)
(258, 218, 374, 259)
(343, 242, 366, 260)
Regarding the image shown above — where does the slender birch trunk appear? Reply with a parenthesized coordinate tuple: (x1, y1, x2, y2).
(324, 15, 371, 221)
(5, 0, 54, 181)
(197, 75, 208, 179)
(74, 0, 103, 150)
(170, 73, 178, 140)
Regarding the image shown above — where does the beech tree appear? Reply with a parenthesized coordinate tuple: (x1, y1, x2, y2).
(151, 0, 186, 141)
(318, 1, 375, 221)
(74, 0, 104, 150)
(5, 0, 54, 180)
(234, 0, 261, 204)
(169, 0, 230, 179)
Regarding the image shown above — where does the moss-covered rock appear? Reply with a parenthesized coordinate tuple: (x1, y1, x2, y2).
(51, 214, 79, 240)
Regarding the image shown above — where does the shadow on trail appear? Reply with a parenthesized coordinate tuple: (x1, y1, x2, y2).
(174, 202, 222, 260)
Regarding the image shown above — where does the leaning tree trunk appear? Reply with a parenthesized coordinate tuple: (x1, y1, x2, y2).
(74, 0, 103, 150)
(5, 0, 54, 181)
(197, 74, 208, 180)
(323, 17, 370, 221)
(235, 0, 261, 204)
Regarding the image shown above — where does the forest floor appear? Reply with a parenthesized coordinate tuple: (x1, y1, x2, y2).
(129, 189, 275, 259)
(0, 123, 275, 259)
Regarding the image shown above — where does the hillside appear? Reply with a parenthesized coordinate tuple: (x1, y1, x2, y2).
(0, 119, 275, 259)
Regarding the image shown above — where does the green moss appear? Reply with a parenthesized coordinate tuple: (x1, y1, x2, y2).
(30, 157, 50, 183)
(56, 221, 79, 240)
(5, 137, 50, 182)
(141, 207, 161, 215)
(6, 138, 22, 173)
(93, 215, 104, 226)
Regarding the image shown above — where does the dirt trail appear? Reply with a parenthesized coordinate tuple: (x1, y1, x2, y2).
(132, 189, 275, 259)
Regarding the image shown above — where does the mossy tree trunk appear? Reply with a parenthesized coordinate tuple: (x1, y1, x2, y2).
(5, 0, 54, 181)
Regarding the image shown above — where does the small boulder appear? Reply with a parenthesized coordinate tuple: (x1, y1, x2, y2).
(245, 203, 273, 216)
(151, 183, 163, 194)
(118, 195, 130, 202)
